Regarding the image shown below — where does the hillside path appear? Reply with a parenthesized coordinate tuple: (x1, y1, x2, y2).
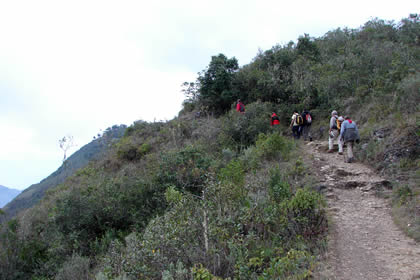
(303, 140, 420, 280)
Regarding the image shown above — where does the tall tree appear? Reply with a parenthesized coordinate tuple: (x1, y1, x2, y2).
(197, 54, 239, 114)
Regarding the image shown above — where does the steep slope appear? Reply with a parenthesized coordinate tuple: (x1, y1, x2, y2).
(1, 125, 126, 221)
(0, 186, 20, 208)
(305, 141, 420, 279)
(0, 15, 418, 279)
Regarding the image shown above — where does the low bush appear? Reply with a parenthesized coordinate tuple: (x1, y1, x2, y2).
(260, 249, 314, 280)
(219, 101, 278, 149)
(255, 133, 293, 160)
(268, 167, 292, 203)
(286, 188, 326, 240)
(55, 254, 90, 280)
(156, 145, 214, 195)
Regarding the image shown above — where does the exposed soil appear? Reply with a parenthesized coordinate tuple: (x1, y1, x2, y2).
(304, 141, 420, 280)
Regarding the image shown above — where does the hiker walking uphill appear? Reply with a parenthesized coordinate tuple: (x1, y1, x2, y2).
(270, 112, 280, 127)
(301, 109, 313, 141)
(290, 111, 303, 139)
(340, 115, 360, 163)
(236, 99, 245, 113)
(328, 110, 343, 154)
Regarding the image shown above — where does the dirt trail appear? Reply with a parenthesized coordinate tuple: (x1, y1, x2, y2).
(304, 140, 420, 280)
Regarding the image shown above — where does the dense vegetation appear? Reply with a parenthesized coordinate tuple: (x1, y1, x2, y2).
(0, 15, 418, 279)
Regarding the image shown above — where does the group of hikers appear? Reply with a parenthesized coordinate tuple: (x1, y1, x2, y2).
(236, 100, 360, 163)
(328, 110, 360, 163)
(289, 109, 313, 141)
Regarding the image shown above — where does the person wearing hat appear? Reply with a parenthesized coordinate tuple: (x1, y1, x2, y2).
(328, 110, 343, 154)
(340, 115, 360, 163)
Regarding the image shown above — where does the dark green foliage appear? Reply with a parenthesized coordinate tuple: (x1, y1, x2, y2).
(219, 101, 278, 149)
(218, 159, 245, 186)
(55, 254, 90, 280)
(189, 15, 419, 121)
(393, 185, 413, 206)
(116, 137, 151, 161)
(0, 219, 49, 280)
(268, 168, 292, 203)
(156, 145, 214, 195)
(297, 34, 320, 62)
(197, 53, 239, 114)
(286, 188, 326, 240)
(255, 133, 293, 160)
(51, 178, 167, 256)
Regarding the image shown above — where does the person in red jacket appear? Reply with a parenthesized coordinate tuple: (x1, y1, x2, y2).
(270, 112, 280, 126)
(236, 99, 245, 113)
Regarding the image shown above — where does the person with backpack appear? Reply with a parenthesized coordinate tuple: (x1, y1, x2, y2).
(236, 99, 245, 113)
(301, 109, 313, 141)
(328, 110, 343, 154)
(340, 115, 360, 163)
(270, 112, 280, 127)
(290, 111, 303, 139)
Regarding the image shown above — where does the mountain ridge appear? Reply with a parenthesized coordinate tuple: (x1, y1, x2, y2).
(1, 124, 126, 221)
(0, 185, 21, 208)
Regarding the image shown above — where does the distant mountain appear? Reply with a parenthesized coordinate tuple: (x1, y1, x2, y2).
(0, 185, 21, 208)
(1, 124, 126, 221)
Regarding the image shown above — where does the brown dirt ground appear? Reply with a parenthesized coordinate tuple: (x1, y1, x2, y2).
(303, 140, 420, 280)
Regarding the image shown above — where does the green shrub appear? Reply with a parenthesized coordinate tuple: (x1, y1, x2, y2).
(161, 261, 190, 280)
(393, 185, 413, 206)
(219, 101, 277, 149)
(255, 133, 292, 160)
(287, 188, 326, 240)
(116, 137, 138, 161)
(179, 100, 196, 115)
(192, 264, 223, 280)
(49, 177, 167, 257)
(221, 148, 235, 162)
(55, 254, 90, 280)
(239, 146, 260, 171)
(156, 145, 213, 195)
(218, 159, 245, 186)
(268, 167, 292, 203)
(165, 186, 183, 205)
(260, 249, 314, 280)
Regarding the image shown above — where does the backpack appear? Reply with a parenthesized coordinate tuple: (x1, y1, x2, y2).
(272, 115, 280, 122)
(295, 114, 303, 125)
(336, 118, 343, 131)
(305, 113, 312, 124)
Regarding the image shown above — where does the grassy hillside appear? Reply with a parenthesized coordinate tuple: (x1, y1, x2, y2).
(1, 125, 126, 222)
(0, 15, 418, 279)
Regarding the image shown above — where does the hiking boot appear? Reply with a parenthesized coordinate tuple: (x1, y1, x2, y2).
(338, 152, 343, 155)
(347, 157, 353, 163)
(327, 149, 334, 153)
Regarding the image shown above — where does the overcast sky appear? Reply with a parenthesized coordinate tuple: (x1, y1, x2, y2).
(0, 0, 417, 190)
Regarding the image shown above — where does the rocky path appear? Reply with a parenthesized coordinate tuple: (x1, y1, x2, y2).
(304, 141, 420, 280)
